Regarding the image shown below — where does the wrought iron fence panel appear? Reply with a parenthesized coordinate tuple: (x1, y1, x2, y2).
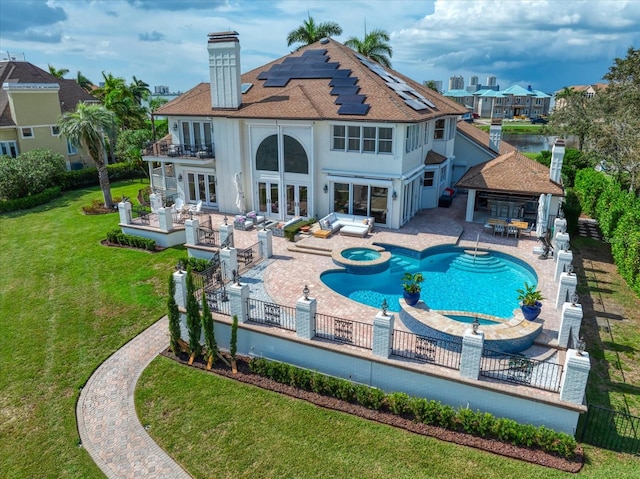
(204, 286, 231, 316)
(247, 298, 296, 331)
(577, 404, 639, 455)
(197, 227, 220, 247)
(131, 207, 151, 225)
(172, 212, 186, 225)
(315, 314, 373, 350)
(480, 349, 563, 392)
(237, 241, 263, 274)
(391, 330, 462, 370)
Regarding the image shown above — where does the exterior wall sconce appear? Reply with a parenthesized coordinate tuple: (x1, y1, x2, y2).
(323, 184, 328, 193)
(177, 174, 182, 181)
(392, 190, 397, 200)
(173, 123, 178, 131)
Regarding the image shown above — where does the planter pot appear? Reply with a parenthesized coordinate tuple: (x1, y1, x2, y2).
(521, 302, 542, 321)
(403, 291, 421, 306)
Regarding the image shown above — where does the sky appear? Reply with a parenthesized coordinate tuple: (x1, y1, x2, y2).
(1, 0, 639, 95)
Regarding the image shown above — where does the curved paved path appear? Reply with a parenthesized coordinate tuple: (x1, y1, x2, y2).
(77, 317, 191, 479)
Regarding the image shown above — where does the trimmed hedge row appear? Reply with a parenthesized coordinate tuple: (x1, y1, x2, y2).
(0, 187, 62, 213)
(248, 357, 578, 458)
(284, 218, 317, 241)
(106, 229, 156, 251)
(61, 162, 146, 191)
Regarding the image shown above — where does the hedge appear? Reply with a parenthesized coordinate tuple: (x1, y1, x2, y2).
(105, 229, 156, 251)
(0, 187, 62, 213)
(60, 162, 146, 191)
(248, 357, 578, 458)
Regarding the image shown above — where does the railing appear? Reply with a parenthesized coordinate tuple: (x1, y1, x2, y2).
(204, 286, 231, 316)
(192, 255, 224, 291)
(480, 349, 563, 392)
(247, 298, 296, 331)
(237, 241, 263, 274)
(315, 314, 373, 350)
(391, 330, 462, 370)
(197, 224, 221, 247)
(130, 206, 152, 226)
(577, 404, 640, 455)
(144, 141, 215, 159)
(151, 173, 177, 192)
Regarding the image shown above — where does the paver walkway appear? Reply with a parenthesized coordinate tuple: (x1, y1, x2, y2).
(76, 317, 191, 479)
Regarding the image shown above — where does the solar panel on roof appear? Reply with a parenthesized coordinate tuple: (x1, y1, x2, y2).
(330, 86, 360, 96)
(404, 99, 428, 110)
(338, 103, 370, 115)
(329, 77, 357, 87)
(397, 91, 414, 100)
(334, 94, 366, 105)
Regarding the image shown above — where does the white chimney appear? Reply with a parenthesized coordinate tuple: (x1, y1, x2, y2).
(550, 139, 565, 183)
(489, 118, 502, 152)
(207, 31, 242, 109)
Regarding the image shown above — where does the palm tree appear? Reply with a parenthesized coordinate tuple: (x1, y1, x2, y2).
(148, 96, 168, 141)
(76, 71, 94, 93)
(286, 14, 342, 50)
(48, 64, 69, 78)
(345, 28, 393, 68)
(57, 103, 118, 208)
(130, 76, 150, 105)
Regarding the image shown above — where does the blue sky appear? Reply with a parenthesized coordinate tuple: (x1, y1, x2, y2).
(1, 0, 639, 95)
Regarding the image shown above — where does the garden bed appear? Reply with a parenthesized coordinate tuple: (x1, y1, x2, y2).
(161, 349, 584, 473)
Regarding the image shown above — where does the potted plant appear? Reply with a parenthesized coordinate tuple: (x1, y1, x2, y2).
(402, 272, 424, 306)
(516, 282, 544, 320)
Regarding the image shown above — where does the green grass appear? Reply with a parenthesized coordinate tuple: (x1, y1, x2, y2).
(1, 182, 638, 478)
(476, 121, 545, 134)
(0, 180, 184, 478)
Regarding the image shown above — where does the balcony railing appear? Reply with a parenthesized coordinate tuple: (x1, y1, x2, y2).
(143, 141, 215, 159)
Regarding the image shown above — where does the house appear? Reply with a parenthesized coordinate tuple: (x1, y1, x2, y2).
(146, 32, 467, 229)
(553, 83, 607, 109)
(444, 84, 552, 119)
(0, 60, 98, 168)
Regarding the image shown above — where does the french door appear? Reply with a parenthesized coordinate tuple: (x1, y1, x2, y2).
(187, 172, 217, 206)
(257, 181, 280, 216)
(285, 183, 308, 218)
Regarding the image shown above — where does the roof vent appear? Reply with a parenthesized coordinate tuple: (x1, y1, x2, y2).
(320, 37, 329, 44)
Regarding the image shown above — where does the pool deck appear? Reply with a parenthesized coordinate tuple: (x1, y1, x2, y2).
(203, 192, 563, 360)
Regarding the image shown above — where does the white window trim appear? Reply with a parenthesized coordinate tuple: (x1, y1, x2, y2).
(67, 139, 78, 155)
(0, 140, 19, 157)
(21, 127, 34, 139)
(51, 125, 60, 136)
(331, 124, 393, 154)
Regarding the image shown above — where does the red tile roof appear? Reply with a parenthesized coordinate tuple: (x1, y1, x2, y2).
(456, 120, 516, 155)
(157, 38, 467, 122)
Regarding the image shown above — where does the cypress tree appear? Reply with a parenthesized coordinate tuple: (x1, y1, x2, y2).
(201, 291, 217, 369)
(167, 273, 181, 355)
(230, 315, 238, 373)
(185, 266, 201, 364)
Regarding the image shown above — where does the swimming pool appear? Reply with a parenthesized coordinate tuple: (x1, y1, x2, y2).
(321, 244, 537, 319)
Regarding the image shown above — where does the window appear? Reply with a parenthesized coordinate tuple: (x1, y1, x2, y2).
(440, 165, 447, 184)
(256, 135, 279, 171)
(21, 127, 33, 138)
(51, 126, 60, 136)
(434, 119, 445, 140)
(405, 124, 420, 152)
(0, 141, 18, 157)
(535, 98, 542, 105)
(496, 98, 502, 105)
(256, 134, 308, 174)
(331, 125, 393, 154)
(67, 139, 78, 155)
(424, 122, 430, 144)
(423, 170, 434, 187)
(515, 97, 521, 104)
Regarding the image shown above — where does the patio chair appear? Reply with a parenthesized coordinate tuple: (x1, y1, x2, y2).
(506, 225, 519, 238)
(190, 200, 203, 215)
(174, 197, 185, 211)
(493, 223, 505, 236)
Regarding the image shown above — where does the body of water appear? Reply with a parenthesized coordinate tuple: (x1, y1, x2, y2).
(502, 133, 578, 153)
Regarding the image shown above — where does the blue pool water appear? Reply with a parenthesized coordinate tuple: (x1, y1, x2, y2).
(321, 244, 537, 319)
(341, 247, 381, 261)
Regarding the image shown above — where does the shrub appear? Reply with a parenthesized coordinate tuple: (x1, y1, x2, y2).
(0, 186, 61, 213)
(105, 229, 156, 251)
(384, 392, 412, 415)
(574, 168, 609, 217)
(284, 218, 316, 241)
(60, 161, 146, 192)
(0, 149, 66, 200)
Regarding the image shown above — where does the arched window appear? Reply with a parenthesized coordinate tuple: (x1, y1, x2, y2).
(256, 135, 278, 171)
(284, 135, 308, 174)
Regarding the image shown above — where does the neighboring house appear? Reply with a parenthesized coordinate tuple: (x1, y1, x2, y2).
(146, 32, 467, 229)
(444, 84, 552, 119)
(0, 60, 98, 168)
(553, 83, 607, 109)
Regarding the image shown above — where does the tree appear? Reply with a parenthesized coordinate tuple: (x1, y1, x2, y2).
(148, 96, 168, 141)
(130, 76, 150, 105)
(345, 28, 392, 68)
(76, 71, 94, 92)
(547, 87, 593, 150)
(185, 266, 202, 365)
(423, 80, 440, 93)
(57, 103, 118, 207)
(286, 14, 342, 50)
(168, 273, 181, 355)
(48, 64, 68, 78)
(115, 129, 152, 169)
(230, 315, 238, 373)
(0, 149, 66, 200)
(201, 291, 217, 369)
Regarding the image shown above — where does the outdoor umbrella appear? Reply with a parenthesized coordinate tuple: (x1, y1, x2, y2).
(536, 194, 546, 239)
(234, 172, 245, 214)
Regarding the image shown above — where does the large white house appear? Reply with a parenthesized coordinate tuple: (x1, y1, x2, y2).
(145, 32, 467, 229)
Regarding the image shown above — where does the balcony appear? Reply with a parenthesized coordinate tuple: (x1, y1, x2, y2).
(143, 141, 215, 160)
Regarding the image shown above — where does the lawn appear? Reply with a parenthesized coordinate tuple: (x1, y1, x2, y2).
(1, 182, 637, 478)
(476, 121, 545, 134)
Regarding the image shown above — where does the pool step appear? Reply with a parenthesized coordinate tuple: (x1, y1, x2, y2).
(450, 253, 509, 273)
(286, 243, 333, 257)
(388, 256, 417, 273)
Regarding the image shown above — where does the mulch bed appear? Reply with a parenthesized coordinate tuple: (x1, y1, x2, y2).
(161, 349, 584, 473)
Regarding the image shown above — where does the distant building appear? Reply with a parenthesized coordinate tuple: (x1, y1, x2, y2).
(553, 83, 607, 109)
(486, 75, 497, 87)
(423, 80, 443, 93)
(154, 85, 170, 94)
(469, 76, 478, 87)
(0, 59, 98, 168)
(448, 75, 464, 91)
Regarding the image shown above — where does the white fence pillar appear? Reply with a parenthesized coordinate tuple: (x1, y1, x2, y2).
(558, 302, 583, 349)
(555, 250, 573, 282)
(157, 207, 174, 232)
(372, 312, 394, 358)
(149, 193, 163, 213)
(554, 217, 567, 235)
(554, 232, 570, 260)
(228, 282, 249, 323)
(118, 201, 132, 225)
(173, 270, 187, 309)
(257, 228, 273, 258)
(185, 218, 199, 246)
(460, 329, 484, 380)
(560, 349, 590, 404)
(220, 247, 238, 281)
(556, 272, 578, 309)
(296, 294, 317, 340)
(219, 222, 234, 248)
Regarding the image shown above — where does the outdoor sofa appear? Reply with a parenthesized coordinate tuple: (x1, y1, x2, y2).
(319, 212, 374, 237)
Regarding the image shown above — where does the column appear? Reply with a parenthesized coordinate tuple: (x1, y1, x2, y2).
(257, 228, 273, 258)
(558, 302, 583, 349)
(460, 329, 484, 380)
(555, 250, 573, 282)
(560, 349, 590, 404)
(554, 232, 570, 259)
(296, 294, 317, 340)
(118, 201, 132, 225)
(465, 189, 476, 222)
(220, 247, 238, 282)
(554, 217, 567, 235)
(157, 207, 173, 232)
(172, 269, 187, 309)
(227, 282, 249, 323)
(556, 272, 578, 309)
(149, 193, 163, 213)
(185, 218, 199, 246)
(219, 222, 234, 248)
(372, 312, 395, 358)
